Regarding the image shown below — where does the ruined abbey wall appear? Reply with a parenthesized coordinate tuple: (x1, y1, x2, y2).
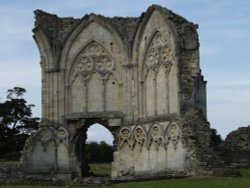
(18, 5, 229, 181)
(223, 126, 250, 167)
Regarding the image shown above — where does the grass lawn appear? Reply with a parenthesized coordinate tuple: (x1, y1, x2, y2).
(1, 167, 250, 188)
(89, 162, 111, 176)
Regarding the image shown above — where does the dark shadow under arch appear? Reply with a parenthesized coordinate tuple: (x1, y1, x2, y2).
(74, 119, 117, 177)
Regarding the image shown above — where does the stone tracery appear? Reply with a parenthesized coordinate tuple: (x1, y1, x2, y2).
(73, 42, 115, 80)
(144, 32, 175, 117)
(145, 33, 173, 73)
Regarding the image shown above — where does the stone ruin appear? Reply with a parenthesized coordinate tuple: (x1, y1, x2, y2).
(223, 126, 250, 168)
(8, 5, 238, 182)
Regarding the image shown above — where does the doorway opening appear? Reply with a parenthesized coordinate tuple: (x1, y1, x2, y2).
(75, 122, 115, 177)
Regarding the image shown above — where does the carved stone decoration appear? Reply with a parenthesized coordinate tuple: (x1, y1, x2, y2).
(147, 48, 160, 71)
(76, 56, 94, 79)
(132, 126, 147, 151)
(145, 33, 173, 73)
(37, 128, 53, 152)
(118, 126, 132, 149)
(147, 123, 164, 150)
(95, 55, 114, 77)
(73, 42, 114, 80)
(166, 123, 181, 150)
(160, 45, 173, 71)
(56, 127, 69, 146)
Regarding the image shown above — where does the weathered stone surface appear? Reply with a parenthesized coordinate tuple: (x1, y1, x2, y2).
(223, 126, 250, 167)
(70, 176, 112, 187)
(16, 4, 236, 182)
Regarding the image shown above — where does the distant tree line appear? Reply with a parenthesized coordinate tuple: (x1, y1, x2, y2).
(85, 141, 114, 163)
(0, 87, 39, 160)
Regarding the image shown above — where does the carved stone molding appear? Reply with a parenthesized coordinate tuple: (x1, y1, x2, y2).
(118, 126, 132, 149)
(118, 121, 183, 151)
(147, 123, 164, 150)
(132, 126, 146, 151)
(145, 33, 173, 73)
(166, 122, 181, 150)
(56, 127, 69, 146)
(37, 128, 54, 152)
(73, 42, 115, 80)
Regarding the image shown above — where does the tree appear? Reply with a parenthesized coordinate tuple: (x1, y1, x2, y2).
(85, 141, 114, 163)
(0, 87, 39, 160)
(99, 141, 114, 162)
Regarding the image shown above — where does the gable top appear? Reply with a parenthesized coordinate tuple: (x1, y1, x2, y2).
(34, 4, 197, 49)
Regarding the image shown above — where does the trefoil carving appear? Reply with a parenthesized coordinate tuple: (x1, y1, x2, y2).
(73, 42, 115, 80)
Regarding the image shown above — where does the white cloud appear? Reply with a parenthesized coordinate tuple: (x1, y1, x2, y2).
(0, 62, 40, 87)
(86, 124, 114, 144)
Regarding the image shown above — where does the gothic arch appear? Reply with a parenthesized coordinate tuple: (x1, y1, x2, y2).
(141, 31, 174, 81)
(132, 6, 181, 118)
(60, 14, 130, 71)
(132, 125, 147, 151)
(133, 5, 180, 80)
(166, 122, 182, 150)
(68, 40, 122, 113)
(68, 40, 118, 85)
(33, 27, 54, 71)
(147, 123, 165, 150)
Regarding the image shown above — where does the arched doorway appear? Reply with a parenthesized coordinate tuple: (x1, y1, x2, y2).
(74, 120, 117, 177)
(87, 123, 114, 145)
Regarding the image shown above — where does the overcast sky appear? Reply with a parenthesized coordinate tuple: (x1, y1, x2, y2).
(0, 0, 249, 144)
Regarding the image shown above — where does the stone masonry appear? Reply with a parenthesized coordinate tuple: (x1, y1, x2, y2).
(17, 5, 236, 181)
(223, 126, 250, 167)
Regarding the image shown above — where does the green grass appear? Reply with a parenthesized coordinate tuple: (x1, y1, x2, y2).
(1, 168, 250, 188)
(0, 160, 18, 164)
(0, 187, 63, 188)
(89, 162, 111, 176)
(241, 168, 250, 177)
